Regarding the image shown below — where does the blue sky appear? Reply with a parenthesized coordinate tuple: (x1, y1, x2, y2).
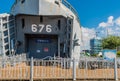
(1, 0, 120, 49)
(68, 0, 120, 28)
(68, 0, 120, 49)
(0, 0, 15, 13)
(0, 0, 120, 28)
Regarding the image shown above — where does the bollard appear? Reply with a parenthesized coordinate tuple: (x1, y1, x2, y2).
(73, 58, 76, 81)
(30, 57, 33, 81)
(114, 58, 118, 81)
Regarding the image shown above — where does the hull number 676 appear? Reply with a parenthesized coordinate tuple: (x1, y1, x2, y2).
(31, 24, 52, 33)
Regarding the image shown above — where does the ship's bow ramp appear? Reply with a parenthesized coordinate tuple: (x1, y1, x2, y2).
(11, 0, 81, 60)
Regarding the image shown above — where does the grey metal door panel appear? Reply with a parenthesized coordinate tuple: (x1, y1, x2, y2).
(28, 37, 57, 59)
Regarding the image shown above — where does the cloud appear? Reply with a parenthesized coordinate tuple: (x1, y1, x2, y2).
(82, 16, 120, 50)
(108, 16, 114, 24)
(115, 17, 120, 26)
(98, 16, 114, 28)
(81, 27, 95, 50)
(98, 16, 120, 36)
(99, 22, 107, 28)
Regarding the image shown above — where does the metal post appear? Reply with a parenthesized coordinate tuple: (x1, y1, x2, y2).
(58, 36, 60, 57)
(30, 57, 33, 81)
(13, 56, 15, 66)
(85, 57, 87, 69)
(114, 58, 118, 81)
(73, 58, 76, 81)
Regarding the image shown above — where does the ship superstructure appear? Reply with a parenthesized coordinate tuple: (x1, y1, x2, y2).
(10, 0, 81, 60)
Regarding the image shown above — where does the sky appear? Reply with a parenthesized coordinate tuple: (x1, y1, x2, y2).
(68, 0, 120, 28)
(68, 0, 120, 49)
(0, 0, 120, 49)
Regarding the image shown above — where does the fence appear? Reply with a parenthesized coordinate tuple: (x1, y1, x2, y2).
(0, 54, 26, 67)
(0, 57, 120, 81)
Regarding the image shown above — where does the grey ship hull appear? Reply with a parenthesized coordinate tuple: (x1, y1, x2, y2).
(11, 0, 81, 60)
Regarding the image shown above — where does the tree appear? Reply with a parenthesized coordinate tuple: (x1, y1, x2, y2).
(102, 36, 120, 49)
(117, 51, 120, 57)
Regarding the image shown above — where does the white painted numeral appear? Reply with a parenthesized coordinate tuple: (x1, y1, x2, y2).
(31, 24, 37, 32)
(39, 24, 44, 32)
(46, 25, 52, 33)
(31, 24, 52, 33)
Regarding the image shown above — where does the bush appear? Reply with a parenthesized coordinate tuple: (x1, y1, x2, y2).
(117, 51, 120, 57)
(91, 54, 97, 57)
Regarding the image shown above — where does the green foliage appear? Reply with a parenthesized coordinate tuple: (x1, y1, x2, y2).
(91, 54, 97, 57)
(117, 51, 120, 57)
(102, 36, 120, 49)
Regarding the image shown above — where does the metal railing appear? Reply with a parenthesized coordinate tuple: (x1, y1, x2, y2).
(62, 0, 80, 23)
(0, 57, 120, 80)
(0, 54, 26, 67)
